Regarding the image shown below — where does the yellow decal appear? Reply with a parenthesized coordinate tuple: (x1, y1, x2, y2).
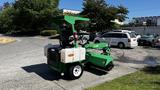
(68, 54, 74, 57)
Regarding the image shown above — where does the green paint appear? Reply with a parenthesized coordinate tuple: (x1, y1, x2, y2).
(86, 52, 113, 68)
(85, 42, 109, 49)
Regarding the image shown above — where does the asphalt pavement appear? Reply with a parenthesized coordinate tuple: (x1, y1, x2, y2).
(0, 36, 159, 90)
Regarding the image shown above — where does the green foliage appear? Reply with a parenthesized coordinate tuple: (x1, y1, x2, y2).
(81, 0, 129, 31)
(0, 0, 60, 35)
(3, 2, 11, 9)
(0, 7, 16, 33)
(40, 30, 57, 36)
(13, 0, 60, 34)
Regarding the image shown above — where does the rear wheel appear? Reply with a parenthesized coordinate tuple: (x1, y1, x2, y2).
(69, 64, 83, 79)
(80, 37, 88, 45)
(118, 43, 125, 49)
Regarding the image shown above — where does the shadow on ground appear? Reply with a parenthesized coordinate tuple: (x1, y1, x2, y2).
(111, 46, 133, 50)
(142, 46, 160, 50)
(22, 63, 61, 81)
(150, 81, 160, 86)
(116, 55, 160, 66)
(22, 63, 108, 81)
(84, 66, 108, 76)
(142, 66, 160, 74)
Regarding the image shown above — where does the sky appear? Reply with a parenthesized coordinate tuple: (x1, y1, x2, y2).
(1, 0, 160, 20)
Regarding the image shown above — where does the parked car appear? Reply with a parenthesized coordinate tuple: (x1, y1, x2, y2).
(153, 36, 160, 47)
(138, 35, 155, 46)
(112, 30, 141, 39)
(94, 32, 138, 48)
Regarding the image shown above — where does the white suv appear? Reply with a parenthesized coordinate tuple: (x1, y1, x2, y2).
(94, 32, 138, 48)
(112, 30, 141, 39)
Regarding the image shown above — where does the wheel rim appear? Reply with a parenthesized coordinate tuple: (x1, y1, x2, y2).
(80, 38, 88, 45)
(73, 65, 82, 77)
(119, 44, 123, 48)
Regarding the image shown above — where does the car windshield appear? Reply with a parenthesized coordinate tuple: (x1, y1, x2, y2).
(142, 35, 154, 38)
(129, 32, 136, 38)
(156, 36, 160, 39)
(133, 32, 139, 36)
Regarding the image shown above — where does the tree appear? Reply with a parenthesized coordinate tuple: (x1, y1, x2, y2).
(0, 7, 16, 33)
(81, 0, 129, 31)
(3, 2, 11, 9)
(12, 0, 60, 34)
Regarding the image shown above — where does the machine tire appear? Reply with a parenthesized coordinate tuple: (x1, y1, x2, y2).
(69, 64, 83, 79)
(95, 40, 100, 43)
(106, 62, 114, 71)
(80, 37, 88, 45)
(118, 42, 125, 49)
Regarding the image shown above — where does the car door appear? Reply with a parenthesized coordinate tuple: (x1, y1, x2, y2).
(120, 34, 129, 45)
(111, 33, 128, 46)
(109, 33, 120, 46)
(101, 33, 112, 44)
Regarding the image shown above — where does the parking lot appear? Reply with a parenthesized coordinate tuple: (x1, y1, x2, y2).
(0, 37, 160, 90)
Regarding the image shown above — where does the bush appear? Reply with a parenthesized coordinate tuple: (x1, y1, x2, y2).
(40, 30, 57, 36)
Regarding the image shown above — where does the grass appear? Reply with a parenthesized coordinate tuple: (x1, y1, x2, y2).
(86, 66, 160, 90)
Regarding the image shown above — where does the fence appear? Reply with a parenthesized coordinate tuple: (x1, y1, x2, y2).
(123, 26, 160, 35)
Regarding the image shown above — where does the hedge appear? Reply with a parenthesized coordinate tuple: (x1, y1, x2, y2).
(40, 30, 57, 36)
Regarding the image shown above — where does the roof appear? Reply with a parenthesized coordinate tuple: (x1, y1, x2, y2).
(53, 15, 90, 25)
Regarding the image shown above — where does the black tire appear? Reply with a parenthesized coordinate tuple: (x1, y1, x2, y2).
(95, 40, 100, 43)
(69, 64, 83, 79)
(138, 42, 141, 46)
(118, 42, 125, 49)
(106, 62, 114, 71)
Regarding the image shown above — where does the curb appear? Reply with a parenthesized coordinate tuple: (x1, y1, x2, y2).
(0, 37, 17, 44)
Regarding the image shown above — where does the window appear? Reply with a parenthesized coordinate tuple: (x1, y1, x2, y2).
(129, 33, 136, 38)
(112, 34, 120, 38)
(102, 33, 127, 38)
(121, 34, 128, 38)
(110, 33, 127, 38)
(102, 33, 111, 38)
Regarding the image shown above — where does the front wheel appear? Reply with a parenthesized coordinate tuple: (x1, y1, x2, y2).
(106, 62, 114, 71)
(79, 37, 88, 45)
(69, 64, 83, 79)
(95, 40, 100, 43)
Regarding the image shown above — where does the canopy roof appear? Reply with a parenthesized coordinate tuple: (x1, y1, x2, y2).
(54, 15, 90, 25)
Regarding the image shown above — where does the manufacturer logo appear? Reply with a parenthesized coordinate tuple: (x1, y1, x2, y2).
(68, 54, 74, 57)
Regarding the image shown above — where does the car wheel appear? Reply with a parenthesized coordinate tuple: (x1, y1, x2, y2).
(95, 40, 100, 43)
(118, 43, 125, 49)
(138, 42, 141, 46)
(69, 64, 83, 79)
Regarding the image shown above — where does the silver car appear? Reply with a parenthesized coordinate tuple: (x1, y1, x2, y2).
(153, 36, 160, 47)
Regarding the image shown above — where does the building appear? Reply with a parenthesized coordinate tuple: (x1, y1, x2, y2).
(133, 16, 160, 26)
(62, 9, 81, 15)
(111, 19, 124, 25)
(157, 18, 160, 26)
